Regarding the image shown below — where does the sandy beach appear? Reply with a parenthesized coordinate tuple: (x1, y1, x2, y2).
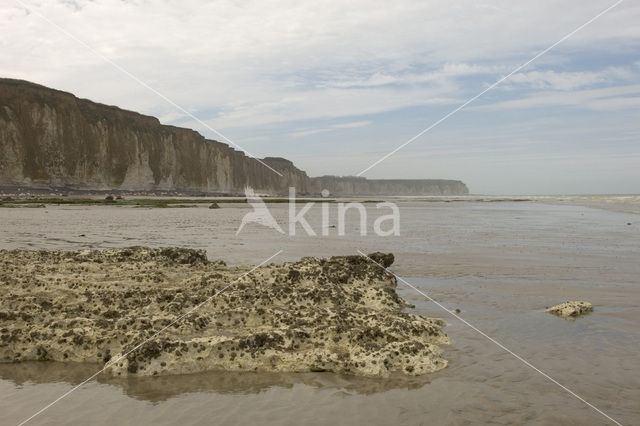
(1, 196, 639, 424)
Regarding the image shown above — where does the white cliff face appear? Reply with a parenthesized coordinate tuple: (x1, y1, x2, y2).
(0, 106, 22, 185)
(0, 79, 308, 194)
(119, 151, 157, 191)
(0, 78, 469, 196)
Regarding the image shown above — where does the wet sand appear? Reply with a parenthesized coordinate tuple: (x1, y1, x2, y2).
(1, 196, 639, 424)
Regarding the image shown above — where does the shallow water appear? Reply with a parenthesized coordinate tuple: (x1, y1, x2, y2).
(1, 198, 639, 424)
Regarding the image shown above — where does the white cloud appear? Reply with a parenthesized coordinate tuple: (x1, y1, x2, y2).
(473, 84, 640, 111)
(325, 63, 508, 88)
(503, 67, 635, 91)
(508, 70, 608, 90)
(208, 86, 461, 129)
(2, 0, 639, 130)
(289, 120, 372, 138)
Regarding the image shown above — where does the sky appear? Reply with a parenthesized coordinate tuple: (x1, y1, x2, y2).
(1, 0, 639, 194)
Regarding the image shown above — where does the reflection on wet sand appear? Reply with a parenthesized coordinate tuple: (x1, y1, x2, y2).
(0, 361, 431, 402)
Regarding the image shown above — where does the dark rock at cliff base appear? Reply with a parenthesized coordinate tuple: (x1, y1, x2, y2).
(209, 202, 220, 209)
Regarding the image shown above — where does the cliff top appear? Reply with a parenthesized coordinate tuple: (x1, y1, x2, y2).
(0, 77, 240, 152)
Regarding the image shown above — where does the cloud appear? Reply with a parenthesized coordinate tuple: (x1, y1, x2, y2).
(289, 120, 372, 138)
(325, 63, 507, 88)
(3, 0, 640, 129)
(473, 84, 640, 111)
(207, 86, 461, 129)
(502, 67, 636, 91)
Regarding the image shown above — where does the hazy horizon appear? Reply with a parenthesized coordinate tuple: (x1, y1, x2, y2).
(2, 1, 639, 195)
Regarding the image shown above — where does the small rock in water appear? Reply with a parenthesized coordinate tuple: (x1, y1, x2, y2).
(209, 202, 220, 209)
(546, 301, 593, 320)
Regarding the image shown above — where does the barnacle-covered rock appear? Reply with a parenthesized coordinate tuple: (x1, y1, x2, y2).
(546, 301, 593, 320)
(0, 247, 449, 377)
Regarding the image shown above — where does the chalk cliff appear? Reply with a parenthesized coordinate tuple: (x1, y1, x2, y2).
(0, 78, 309, 195)
(0, 78, 468, 196)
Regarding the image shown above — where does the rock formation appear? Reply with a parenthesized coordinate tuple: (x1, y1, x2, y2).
(0, 78, 468, 196)
(546, 301, 593, 320)
(0, 247, 450, 377)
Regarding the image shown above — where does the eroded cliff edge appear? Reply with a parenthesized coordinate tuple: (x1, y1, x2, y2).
(0, 78, 469, 195)
(0, 247, 450, 377)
